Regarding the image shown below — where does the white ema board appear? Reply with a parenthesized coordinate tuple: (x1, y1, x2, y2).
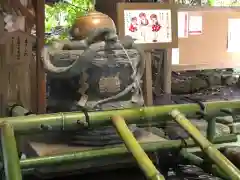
(189, 16, 202, 35)
(124, 9, 172, 43)
(178, 12, 188, 38)
(227, 18, 240, 52)
(172, 48, 179, 65)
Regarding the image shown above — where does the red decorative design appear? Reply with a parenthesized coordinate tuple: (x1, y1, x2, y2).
(152, 24, 161, 32)
(129, 24, 137, 32)
(150, 14, 161, 32)
(129, 17, 138, 32)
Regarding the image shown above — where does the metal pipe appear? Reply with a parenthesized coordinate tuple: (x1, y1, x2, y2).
(2, 100, 240, 132)
(170, 109, 240, 180)
(19, 134, 237, 169)
(1, 123, 22, 180)
(112, 115, 165, 180)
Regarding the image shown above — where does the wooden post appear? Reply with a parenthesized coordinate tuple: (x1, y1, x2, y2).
(96, 0, 126, 29)
(34, 0, 46, 113)
(0, 15, 4, 35)
(143, 51, 153, 106)
(162, 49, 172, 93)
(162, 0, 175, 94)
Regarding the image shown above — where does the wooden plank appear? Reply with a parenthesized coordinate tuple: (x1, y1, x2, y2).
(18, 65, 31, 109)
(22, 129, 167, 157)
(176, 9, 240, 70)
(0, 68, 8, 116)
(0, 30, 35, 114)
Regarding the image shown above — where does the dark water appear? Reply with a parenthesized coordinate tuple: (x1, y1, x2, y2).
(25, 165, 222, 180)
(25, 168, 145, 180)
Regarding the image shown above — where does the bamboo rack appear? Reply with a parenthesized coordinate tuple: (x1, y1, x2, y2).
(0, 100, 240, 179)
(2, 100, 240, 132)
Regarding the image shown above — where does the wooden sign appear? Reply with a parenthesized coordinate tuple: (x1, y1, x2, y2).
(117, 3, 178, 50)
(0, 29, 36, 116)
(0, 30, 35, 66)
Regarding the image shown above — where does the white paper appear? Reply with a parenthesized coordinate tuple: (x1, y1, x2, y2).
(227, 18, 240, 52)
(20, 0, 28, 7)
(172, 48, 179, 64)
(15, 16, 25, 31)
(4, 15, 25, 32)
(124, 10, 172, 44)
(189, 16, 202, 35)
(178, 12, 188, 38)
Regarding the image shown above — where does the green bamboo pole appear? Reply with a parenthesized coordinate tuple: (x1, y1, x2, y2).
(170, 109, 240, 180)
(1, 123, 22, 180)
(2, 100, 240, 132)
(206, 117, 216, 142)
(180, 149, 229, 179)
(112, 115, 165, 180)
(19, 134, 237, 169)
(204, 115, 216, 169)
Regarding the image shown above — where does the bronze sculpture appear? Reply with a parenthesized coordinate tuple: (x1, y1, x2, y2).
(70, 0, 116, 40)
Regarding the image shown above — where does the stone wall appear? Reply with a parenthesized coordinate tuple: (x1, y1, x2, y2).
(171, 69, 239, 94)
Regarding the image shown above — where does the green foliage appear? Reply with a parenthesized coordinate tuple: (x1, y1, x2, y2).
(45, 0, 92, 43)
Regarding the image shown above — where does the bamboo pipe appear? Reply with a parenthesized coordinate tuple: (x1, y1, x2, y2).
(206, 117, 216, 142)
(19, 134, 237, 169)
(2, 100, 240, 132)
(180, 149, 229, 179)
(170, 109, 240, 180)
(1, 123, 22, 180)
(112, 115, 165, 180)
(197, 111, 216, 142)
(9, 105, 33, 117)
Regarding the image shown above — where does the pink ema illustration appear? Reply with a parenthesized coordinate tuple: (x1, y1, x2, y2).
(150, 14, 161, 32)
(129, 17, 138, 32)
(139, 12, 149, 26)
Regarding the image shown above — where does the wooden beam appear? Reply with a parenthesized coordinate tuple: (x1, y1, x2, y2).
(96, 0, 126, 29)
(33, 0, 46, 113)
